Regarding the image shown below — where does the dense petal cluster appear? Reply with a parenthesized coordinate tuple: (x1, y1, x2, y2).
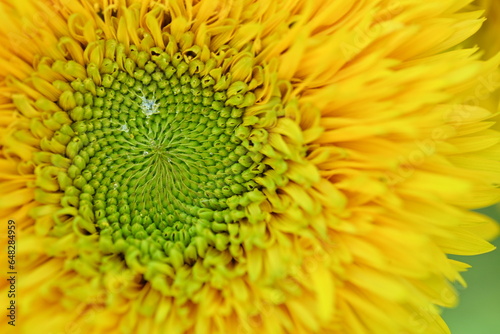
(1, 1, 500, 334)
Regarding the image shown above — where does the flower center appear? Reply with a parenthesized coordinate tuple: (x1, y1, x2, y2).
(54, 41, 273, 271)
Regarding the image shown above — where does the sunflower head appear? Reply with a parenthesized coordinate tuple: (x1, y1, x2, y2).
(1, 1, 500, 333)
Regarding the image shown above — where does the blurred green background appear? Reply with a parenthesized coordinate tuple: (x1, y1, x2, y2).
(442, 206, 500, 334)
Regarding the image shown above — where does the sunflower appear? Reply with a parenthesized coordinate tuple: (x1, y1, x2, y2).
(1, 0, 500, 333)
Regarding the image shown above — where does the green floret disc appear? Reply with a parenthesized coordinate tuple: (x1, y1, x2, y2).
(53, 41, 272, 271)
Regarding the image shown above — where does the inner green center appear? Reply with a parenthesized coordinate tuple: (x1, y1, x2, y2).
(56, 42, 269, 269)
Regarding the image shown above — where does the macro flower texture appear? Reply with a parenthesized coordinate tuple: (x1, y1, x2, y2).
(1, 0, 500, 333)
